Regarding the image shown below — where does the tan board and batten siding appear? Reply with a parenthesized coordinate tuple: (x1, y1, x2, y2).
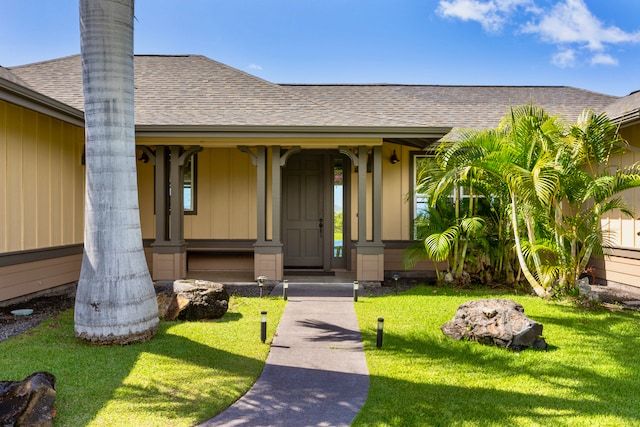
(136, 141, 430, 272)
(4, 54, 639, 300)
(0, 100, 85, 301)
(593, 122, 640, 288)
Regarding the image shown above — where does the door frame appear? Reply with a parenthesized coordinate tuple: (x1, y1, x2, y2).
(281, 150, 350, 271)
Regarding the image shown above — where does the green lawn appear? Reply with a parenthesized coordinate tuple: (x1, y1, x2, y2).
(353, 285, 640, 427)
(3, 286, 640, 426)
(0, 295, 285, 427)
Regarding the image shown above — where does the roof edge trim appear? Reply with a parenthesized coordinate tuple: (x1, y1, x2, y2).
(0, 77, 84, 126)
(135, 125, 452, 139)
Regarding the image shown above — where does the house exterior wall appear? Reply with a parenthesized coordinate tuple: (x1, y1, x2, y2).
(137, 146, 258, 241)
(0, 100, 85, 302)
(134, 141, 435, 277)
(137, 156, 155, 239)
(595, 123, 640, 290)
(185, 147, 257, 240)
(347, 143, 415, 242)
(382, 143, 414, 241)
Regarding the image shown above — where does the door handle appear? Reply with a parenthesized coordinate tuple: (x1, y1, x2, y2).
(318, 218, 324, 229)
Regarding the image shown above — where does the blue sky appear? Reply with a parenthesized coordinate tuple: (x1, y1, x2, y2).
(1, 0, 638, 96)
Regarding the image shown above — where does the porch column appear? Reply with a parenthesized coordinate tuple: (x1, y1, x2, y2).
(372, 146, 383, 245)
(154, 146, 169, 243)
(271, 146, 282, 244)
(250, 146, 283, 281)
(151, 146, 179, 280)
(355, 145, 385, 282)
(151, 145, 201, 281)
(256, 146, 267, 245)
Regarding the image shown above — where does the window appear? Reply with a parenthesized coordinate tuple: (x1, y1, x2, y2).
(412, 152, 489, 238)
(183, 156, 196, 213)
(412, 153, 431, 238)
(161, 154, 197, 214)
(333, 158, 344, 258)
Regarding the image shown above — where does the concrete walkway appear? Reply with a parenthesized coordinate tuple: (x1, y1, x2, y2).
(198, 282, 369, 427)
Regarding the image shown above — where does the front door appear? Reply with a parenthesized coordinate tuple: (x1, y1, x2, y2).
(283, 154, 324, 268)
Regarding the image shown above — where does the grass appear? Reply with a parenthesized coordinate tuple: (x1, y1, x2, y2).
(0, 295, 285, 427)
(353, 285, 640, 427)
(3, 286, 640, 426)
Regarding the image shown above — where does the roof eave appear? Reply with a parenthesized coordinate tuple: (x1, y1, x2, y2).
(0, 77, 85, 126)
(611, 110, 640, 128)
(135, 124, 451, 141)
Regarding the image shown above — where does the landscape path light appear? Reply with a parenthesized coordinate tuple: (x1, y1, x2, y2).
(283, 280, 289, 301)
(392, 274, 400, 294)
(257, 276, 267, 298)
(353, 281, 359, 302)
(260, 311, 267, 343)
(377, 317, 384, 348)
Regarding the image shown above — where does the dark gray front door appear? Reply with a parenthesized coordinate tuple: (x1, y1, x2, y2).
(283, 154, 324, 268)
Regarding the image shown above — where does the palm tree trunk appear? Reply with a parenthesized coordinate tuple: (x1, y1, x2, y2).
(75, 0, 159, 344)
(554, 202, 568, 287)
(510, 193, 547, 297)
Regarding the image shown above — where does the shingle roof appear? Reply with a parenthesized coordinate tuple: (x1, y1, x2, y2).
(0, 64, 84, 125)
(284, 84, 617, 130)
(9, 55, 427, 128)
(604, 90, 640, 125)
(0, 66, 30, 87)
(8, 54, 620, 131)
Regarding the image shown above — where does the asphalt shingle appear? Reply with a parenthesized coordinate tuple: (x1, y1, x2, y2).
(7, 54, 623, 131)
(604, 90, 640, 124)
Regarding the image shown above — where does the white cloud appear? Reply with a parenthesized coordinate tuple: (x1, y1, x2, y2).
(248, 64, 263, 71)
(551, 48, 576, 68)
(437, 0, 534, 32)
(438, 0, 640, 68)
(522, 0, 640, 51)
(590, 53, 618, 66)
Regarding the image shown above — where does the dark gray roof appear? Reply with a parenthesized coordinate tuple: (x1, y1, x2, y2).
(604, 90, 640, 125)
(8, 54, 620, 132)
(284, 84, 617, 130)
(9, 55, 428, 129)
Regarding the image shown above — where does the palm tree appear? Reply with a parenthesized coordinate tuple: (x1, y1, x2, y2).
(422, 105, 640, 298)
(495, 105, 566, 296)
(75, 0, 159, 344)
(557, 110, 640, 287)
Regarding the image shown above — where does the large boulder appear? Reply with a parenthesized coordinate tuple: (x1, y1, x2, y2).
(441, 299, 547, 350)
(156, 280, 229, 321)
(0, 372, 57, 427)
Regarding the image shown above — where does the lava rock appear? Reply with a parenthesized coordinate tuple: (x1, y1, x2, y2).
(156, 280, 229, 321)
(441, 299, 547, 350)
(0, 371, 57, 427)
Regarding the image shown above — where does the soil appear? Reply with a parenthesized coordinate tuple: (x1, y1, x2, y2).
(0, 293, 76, 343)
(1, 278, 638, 343)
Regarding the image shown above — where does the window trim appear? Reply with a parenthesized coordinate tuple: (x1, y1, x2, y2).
(183, 155, 197, 215)
(410, 151, 432, 239)
(151, 152, 198, 215)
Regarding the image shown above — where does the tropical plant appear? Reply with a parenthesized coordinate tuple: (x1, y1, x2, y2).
(75, 0, 159, 344)
(407, 104, 640, 297)
(405, 131, 514, 285)
(555, 109, 640, 287)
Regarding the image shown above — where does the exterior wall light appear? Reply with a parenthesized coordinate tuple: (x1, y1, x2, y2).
(390, 150, 399, 164)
